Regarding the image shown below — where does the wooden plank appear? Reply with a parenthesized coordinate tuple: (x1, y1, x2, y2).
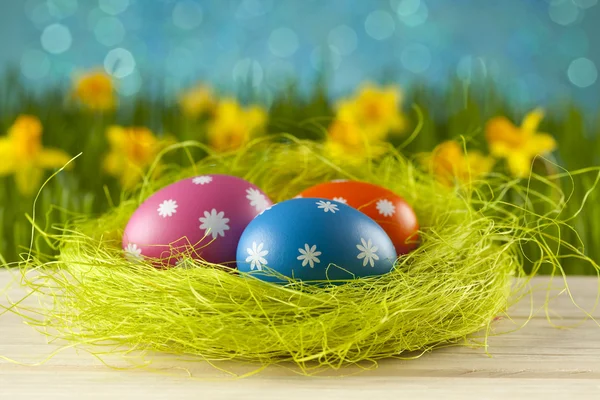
(1, 372, 599, 400)
(507, 276, 600, 318)
(1, 270, 599, 399)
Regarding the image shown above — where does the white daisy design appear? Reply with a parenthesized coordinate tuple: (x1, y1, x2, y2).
(332, 196, 347, 204)
(246, 188, 270, 212)
(376, 199, 396, 217)
(245, 242, 269, 271)
(356, 238, 380, 268)
(297, 244, 322, 268)
(192, 175, 213, 185)
(316, 200, 339, 213)
(199, 209, 230, 239)
(294, 194, 303, 199)
(124, 243, 143, 262)
(157, 199, 178, 218)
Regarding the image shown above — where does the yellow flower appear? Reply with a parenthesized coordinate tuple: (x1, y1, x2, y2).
(325, 119, 364, 162)
(485, 108, 557, 178)
(207, 99, 267, 152)
(323, 119, 389, 164)
(72, 70, 116, 111)
(103, 126, 163, 189)
(178, 83, 215, 117)
(328, 118, 364, 149)
(425, 141, 494, 187)
(336, 83, 406, 139)
(0, 115, 71, 196)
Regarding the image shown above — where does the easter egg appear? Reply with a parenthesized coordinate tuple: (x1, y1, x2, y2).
(298, 180, 419, 255)
(123, 174, 272, 266)
(236, 198, 398, 282)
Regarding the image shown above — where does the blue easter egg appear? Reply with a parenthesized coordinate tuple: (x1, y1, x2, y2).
(236, 198, 398, 282)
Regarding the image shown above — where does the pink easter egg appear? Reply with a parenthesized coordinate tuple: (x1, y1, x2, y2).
(122, 174, 272, 267)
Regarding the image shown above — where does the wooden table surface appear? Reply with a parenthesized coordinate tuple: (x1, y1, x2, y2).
(1, 270, 599, 400)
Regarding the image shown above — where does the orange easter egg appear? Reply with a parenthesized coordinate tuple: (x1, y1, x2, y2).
(298, 180, 419, 255)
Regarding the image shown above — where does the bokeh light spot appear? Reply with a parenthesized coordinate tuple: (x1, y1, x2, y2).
(397, 0, 428, 26)
(568, 58, 598, 88)
(394, 0, 421, 16)
(548, 0, 580, 26)
(47, 0, 78, 19)
(268, 27, 299, 58)
(236, 0, 273, 19)
(25, 0, 53, 27)
(20, 49, 51, 80)
(233, 58, 264, 88)
(310, 45, 342, 71)
(41, 24, 72, 54)
(327, 25, 357, 56)
(573, 0, 598, 8)
(99, 0, 129, 16)
(172, 1, 203, 30)
(400, 43, 431, 73)
(365, 10, 395, 40)
(104, 47, 136, 78)
(94, 17, 126, 47)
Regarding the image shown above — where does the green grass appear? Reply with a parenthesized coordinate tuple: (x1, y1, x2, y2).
(1, 70, 599, 274)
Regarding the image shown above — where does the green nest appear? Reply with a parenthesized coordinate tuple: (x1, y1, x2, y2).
(15, 138, 576, 375)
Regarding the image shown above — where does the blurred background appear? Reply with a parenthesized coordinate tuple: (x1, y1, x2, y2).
(1, 0, 599, 108)
(1, 0, 599, 274)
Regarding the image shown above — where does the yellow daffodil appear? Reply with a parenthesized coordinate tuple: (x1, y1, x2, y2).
(328, 118, 365, 149)
(103, 126, 164, 189)
(72, 70, 116, 111)
(424, 140, 494, 187)
(0, 115, 71, 196)
(336, 83, 406, 139)
(207, 99, 267, 152)
(324, 118, 388, 163)
(178, 83, 215, 117)
(485, 108, 557, 178)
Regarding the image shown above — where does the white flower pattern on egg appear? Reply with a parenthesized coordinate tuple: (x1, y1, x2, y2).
(246, 242, 269, 270)
(376, 199, 396, 217)
(199, 209, 230, 239)
(246, 188, 270, 212)
(192, 176, 213, 185)
(356, 238, 380, 268)
(124, 243, 143, 262)
(332, 196, 347, 204)
(316, 200, 339, 213)
(297, 244, 322, 268)
(157, 199, 178, 218)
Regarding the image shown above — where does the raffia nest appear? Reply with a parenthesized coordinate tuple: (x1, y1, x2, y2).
(16, 137, 583, 375)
